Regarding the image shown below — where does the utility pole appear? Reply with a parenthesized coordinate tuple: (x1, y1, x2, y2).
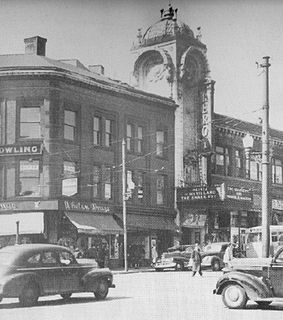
(122, 139, 128, 271)
(261, 56, 271, 258)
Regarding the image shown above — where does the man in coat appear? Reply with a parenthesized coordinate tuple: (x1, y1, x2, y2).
(191, 242, 203, 277)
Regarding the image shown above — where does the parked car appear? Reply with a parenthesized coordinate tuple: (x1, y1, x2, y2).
(199, 242, 229, 271)
(154, 245, 194, 271)
(0, 243, 115, 306)
(213, 246, 283, 309)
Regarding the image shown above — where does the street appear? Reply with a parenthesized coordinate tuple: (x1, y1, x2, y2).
(0, 270, 283, 320)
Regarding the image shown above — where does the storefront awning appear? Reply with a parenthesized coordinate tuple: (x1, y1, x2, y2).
(65, 212, 123, 235)
(0, 212, 44, 236)
(116, 213, 177, 231)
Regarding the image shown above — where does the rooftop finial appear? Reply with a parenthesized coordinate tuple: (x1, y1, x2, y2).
(160, 3, 177, 21)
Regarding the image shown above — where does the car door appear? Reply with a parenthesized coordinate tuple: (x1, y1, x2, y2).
(268, 248, 283, 297)
(58, 250, 82, 293)
(39, 250, 62, 294)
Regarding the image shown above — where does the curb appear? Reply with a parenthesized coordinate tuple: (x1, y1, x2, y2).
(112, 268, 155, 275)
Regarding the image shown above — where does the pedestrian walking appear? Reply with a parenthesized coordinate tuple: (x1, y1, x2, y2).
(191, 242, 202, 277)
(223, 242, 234, 267)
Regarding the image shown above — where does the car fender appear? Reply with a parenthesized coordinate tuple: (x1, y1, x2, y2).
(2, 272, 43, 297)
(214, 271, 272, 300)
(82, 268, 113, 291)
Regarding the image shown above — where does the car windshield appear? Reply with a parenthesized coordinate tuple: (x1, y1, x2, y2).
(247, 232, 262, 243)
(0, 251, 15, 265)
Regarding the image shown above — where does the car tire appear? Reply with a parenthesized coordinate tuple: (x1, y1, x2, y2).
(256, 301, 272, 309)
(155, 268, 163, 272)
(175, 262, 184, 271)
(222, 284, 247, 309)
(211, 259, 221, 271)
(94, 279, 109, 300)
(19, 282, 40, 306)
(61, 293, 72, 300)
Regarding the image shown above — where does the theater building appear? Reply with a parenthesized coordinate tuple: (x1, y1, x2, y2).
(131, 4, 283, 246)
(0, 36, 177, 267)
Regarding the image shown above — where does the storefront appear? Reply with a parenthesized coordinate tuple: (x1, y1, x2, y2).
(0, 200, 58, 247)
(58, 200, 123, 269)
(177, 183, 253, 246)
(114, 212, 177, 267)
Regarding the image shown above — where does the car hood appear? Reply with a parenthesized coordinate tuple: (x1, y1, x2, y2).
(228, 257, 272, 270)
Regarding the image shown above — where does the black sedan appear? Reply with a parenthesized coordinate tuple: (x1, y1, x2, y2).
(0, 243, 115, 306)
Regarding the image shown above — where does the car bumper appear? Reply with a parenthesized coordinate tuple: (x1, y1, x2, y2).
(154, 263, 176, 269)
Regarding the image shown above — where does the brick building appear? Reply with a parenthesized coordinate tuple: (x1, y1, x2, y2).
(0, 36, 177, 267)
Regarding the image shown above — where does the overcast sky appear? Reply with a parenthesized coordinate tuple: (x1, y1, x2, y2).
(0, 0, 282, 130)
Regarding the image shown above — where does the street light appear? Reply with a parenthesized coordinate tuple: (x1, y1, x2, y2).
(243, 56, 271, 258)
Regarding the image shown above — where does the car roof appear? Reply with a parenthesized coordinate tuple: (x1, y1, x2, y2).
(0, 243, 71, 256)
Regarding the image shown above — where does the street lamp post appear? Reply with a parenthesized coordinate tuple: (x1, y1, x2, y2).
(243, 56, 271, 258)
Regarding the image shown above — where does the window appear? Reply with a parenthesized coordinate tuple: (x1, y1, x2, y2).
(156, 175, 166, 205)
(126, 124, 134, 152)
(235, 149, 243, 177)
(137, 126, 143, 154)
(272, 158, 283, 184)
(59, 251, 75, 266)
(105, 119, 113, 147)
(156, 131, 167, 157)
(92, 166, 101, 198)
(27, 253, 41, 266)
(64, 110, 77, 141)
(20, 107, 41, 139)
(215, 146, 230, 176)
(104, 167, 112, 200)
(250, 159, 262, 181)
(19, 160, 40, 197)
(93, 116, 101, 146)
(42, 251, 57, 265)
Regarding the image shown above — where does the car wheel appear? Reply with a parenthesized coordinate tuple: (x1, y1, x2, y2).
(61, 293, 72, 300)
(19, 282, 39, 306)
(256, 301, 272, 309)
(211, 259, 221, 271)
(175, 262, 184, 271)
(94, 279, 109, 300)
(222, 284, 247, 309)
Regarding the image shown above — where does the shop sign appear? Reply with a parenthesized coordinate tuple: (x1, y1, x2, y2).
(0, 202, 17, 211)
(272, 199, 283, 211)
(225, 186, 252, 202)
(63, 200, 111, 214)
(200, 81, 214, 152)
(177, 185, 219, 202)
(0, 143, 42, 156)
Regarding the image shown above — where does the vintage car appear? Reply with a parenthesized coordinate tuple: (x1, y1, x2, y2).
(173, 242, 229, 272)
(154, 245, 194, 271)
(0, 243, 115, 306)
(199, 242, 229, 271)
(213, 246, 283, 309)
(154, 242, 229, 272)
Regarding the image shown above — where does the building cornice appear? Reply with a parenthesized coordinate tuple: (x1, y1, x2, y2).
(0, 67, 178, 109)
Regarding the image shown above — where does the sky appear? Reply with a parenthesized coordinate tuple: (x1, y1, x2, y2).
(0, 0, 282, 130)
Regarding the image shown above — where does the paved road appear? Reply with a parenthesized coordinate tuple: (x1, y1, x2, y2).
(0, 270, 283, 320)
